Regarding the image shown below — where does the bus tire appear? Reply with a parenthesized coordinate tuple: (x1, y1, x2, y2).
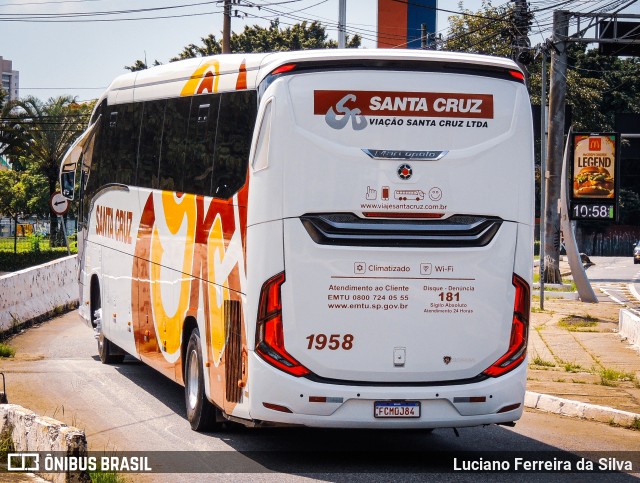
(92, 282, 125, 364)
(185, 328, 221, 431)
(97, 332, 125, 365)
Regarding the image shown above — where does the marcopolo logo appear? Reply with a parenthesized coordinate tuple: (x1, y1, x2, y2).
(314, 90, 494, 130)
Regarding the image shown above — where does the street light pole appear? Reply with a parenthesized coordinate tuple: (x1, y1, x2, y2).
(338, 0, 346, 48)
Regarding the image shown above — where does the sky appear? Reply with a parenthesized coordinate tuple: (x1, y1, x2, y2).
(1, 0, 639, 103)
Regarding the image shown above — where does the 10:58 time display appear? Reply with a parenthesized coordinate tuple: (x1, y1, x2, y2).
(571, 203, 614, 220)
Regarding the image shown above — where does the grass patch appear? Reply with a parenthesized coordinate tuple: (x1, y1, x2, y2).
(89, 471, 127, 483)
(553, 378, 566, 383)
(0, 429, 14, 460)
(558, 314, 598, 331)
(0, 343, 15, 358)
(599, 367, 637, 386)
(532, 356, 555, 367)
(633, 418, 640, 431)
(571, 379, 587, 384)
(563, 362, 585, 373)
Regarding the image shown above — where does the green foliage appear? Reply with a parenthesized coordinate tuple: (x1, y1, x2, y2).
(0, 343, 15, 358)
(558, 315, 598, 331)
(531, 356, 555, 367)
(444, 1, 518, 58)
(89, 471, 127, 483)
(446, 3, 640, 135)
(599, 367, 637, 386)
(0, 429, 14, 460)
(619, 188, 640, 225)
(568, 45, 640, 131)
(0, 247, 75, 272)
(0, 96, 95, 210)
(563, 362, 585, 373)
(126, 20, 361, 71)
(0, 169, 49, 219)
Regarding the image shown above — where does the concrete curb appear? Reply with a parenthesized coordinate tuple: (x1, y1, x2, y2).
(619, 309, 640, 352)
(524, 391, 640, 429)
(0, 404, 87, 483)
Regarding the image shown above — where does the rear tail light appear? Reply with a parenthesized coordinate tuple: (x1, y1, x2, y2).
(255, 272, 310, 377)
(509, 70, 525, 81)
(482, 274, 530, 377)
(270, 63, 296, 75)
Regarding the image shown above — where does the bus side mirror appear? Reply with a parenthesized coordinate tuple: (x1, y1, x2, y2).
(61, 169, 76, 200)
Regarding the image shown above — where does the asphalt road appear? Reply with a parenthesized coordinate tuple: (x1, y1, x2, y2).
(582, 256, 640, 312)
(2, 309, 640, 481)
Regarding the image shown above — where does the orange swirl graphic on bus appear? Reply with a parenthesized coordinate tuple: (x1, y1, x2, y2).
(150, 193, 197, 356)
(181, 60, 220, 96)
(131, 187, 248, 410)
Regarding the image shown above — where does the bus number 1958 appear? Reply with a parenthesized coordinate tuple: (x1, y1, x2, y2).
(306, 334, 354, 350)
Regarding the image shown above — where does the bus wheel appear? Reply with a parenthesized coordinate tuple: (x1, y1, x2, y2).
(92, 284, 125, 364)
(97, 331, 125, 365)
(185, 328, 221, 431)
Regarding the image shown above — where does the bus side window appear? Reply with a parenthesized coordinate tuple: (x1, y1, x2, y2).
(184, 94, 220, 196)
(159, 97, 191, 193)
(251, 97, 273, 172)
(103, 103, 141, 186)
(137, 99, 166, 189)
(212, 91, 257, 199)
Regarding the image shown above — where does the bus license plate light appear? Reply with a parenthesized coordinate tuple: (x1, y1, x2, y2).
(374, 401, 420, 418)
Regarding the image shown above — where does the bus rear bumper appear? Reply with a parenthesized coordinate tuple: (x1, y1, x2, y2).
(247, 352, 526, 428)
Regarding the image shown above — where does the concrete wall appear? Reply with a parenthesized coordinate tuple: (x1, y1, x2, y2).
(0, 255, 79, 333)
(0, 404, 87, 483)
(619, 309, 640, 353)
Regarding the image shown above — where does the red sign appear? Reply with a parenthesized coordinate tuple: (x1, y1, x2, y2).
(314, 90, 494, 119)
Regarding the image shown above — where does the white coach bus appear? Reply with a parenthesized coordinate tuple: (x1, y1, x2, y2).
(60, 49, 533, 431)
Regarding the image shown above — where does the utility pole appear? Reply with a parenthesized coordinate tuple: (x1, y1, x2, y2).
(539, 49, 547, 309)
(338, 0, 346, 48)
(222, 0, 232, 54)
(543, 10, 570, 283)
(421, 23, 427, 49)
(511, 0, 532, 79)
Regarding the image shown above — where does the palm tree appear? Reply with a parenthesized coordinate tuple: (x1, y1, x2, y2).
(0, 95, 93, 243)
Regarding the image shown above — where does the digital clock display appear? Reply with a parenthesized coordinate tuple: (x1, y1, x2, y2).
(570, 203, 614, 220)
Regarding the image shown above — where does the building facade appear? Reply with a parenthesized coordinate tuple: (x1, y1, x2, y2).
(0, 56, 19, 101)
(377, 0, 437, 49)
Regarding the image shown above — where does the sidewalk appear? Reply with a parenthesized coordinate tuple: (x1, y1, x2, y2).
(525, 273, 640, 428)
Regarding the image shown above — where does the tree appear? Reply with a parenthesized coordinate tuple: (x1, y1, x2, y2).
(619, 189, 640, 226)
(444, 1, 518, 58)
(0, 96, 94, 243)
(445, 2, 640, 280)
(0, 169, 48, 252)
(125, 20, 361, 71)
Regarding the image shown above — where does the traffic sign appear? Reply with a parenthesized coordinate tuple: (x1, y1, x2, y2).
(50, 192, 70, 216)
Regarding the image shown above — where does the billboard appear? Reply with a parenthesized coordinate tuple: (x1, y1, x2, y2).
(569, 133, 619, 221)
(599, 21, 640, 57)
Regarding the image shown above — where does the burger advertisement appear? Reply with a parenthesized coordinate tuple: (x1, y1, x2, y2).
(570, 133, 619, 221)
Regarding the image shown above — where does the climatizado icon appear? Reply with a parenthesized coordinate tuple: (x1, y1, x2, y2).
(397, 164, 412, 180)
